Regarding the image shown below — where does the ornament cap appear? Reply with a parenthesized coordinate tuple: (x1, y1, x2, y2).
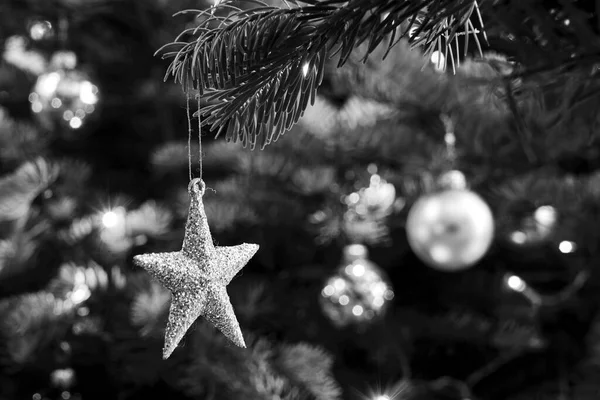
(189, 178, 206, 196)
(437, 170, 467, 190)
(343, 244, 368, 262)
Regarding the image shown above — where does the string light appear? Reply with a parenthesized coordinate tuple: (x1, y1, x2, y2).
(559, 240, 576, 254)
(101, 208, 123, 228)
(505, 275, 526, 292)
(504, 270, 589, 307)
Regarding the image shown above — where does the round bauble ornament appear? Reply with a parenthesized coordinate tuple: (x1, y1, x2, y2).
(406, 188, 494, 271)
(29, 51, 99, 132)
(320, 244, 394, 327)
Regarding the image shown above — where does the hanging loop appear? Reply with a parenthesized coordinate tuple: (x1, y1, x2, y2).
(188, 178, 206, 196)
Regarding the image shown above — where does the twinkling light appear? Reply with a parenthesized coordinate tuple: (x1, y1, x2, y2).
(323, 285, 335, 296)
(102, 209, 122, 228)
(505, 275, 526, 292)
(373, 396, 390, 400)
(352, 263, 365, 277)
(559, 240, 576, 253)
(352, 305, 364, 316)
(69, 117, 82, 129)
(510, 231, 527, 244)
(346, 192, 360, 205)
(534, 205, 557, 227)
(70, 285, 91, 305)
(102, 212, 118, 227)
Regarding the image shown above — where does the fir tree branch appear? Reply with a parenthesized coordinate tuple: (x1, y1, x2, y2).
(159, 0, 482, 149)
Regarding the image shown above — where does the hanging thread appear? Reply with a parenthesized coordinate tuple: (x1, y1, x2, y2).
(441, 114, 456, 164)
(197, 95, 202, 180)
(186, 91, 193, 181)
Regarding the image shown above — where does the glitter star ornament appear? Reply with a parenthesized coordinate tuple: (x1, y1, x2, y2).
(133, 179, 259, 359)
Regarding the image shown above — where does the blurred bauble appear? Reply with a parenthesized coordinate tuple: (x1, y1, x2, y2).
(406, 188, 494, 271)
(320, 244, 394, 327)
(29, 51, 99, 132)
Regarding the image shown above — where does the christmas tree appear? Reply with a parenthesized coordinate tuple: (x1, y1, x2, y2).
(1, 0, 600, 399)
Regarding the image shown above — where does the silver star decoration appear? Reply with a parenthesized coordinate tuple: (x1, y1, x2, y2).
(133, 178, 259, 359)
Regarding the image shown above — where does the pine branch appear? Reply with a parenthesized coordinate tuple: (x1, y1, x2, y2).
(159, 0, 482, 149)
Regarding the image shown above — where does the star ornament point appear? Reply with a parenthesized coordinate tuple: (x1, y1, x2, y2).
(133, 179, 259, 359)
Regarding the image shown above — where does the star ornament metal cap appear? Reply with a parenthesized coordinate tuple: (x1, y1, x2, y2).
(133, 178, 259, 359)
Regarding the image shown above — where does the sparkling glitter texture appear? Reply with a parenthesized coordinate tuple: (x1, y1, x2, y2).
(133, 179, 259, 359)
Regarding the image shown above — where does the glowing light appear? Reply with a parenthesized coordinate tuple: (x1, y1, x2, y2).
(51, 97, 62, 108)
(431, 50, 446, 71)
(102, 209, 122, 228)
(352, 305, 364, 316)
(510, 231, 527, 244)
(352, 263, 365, 277)
(346, 192, 360, 205)
(322, 285, 335, 297)
(79, 81, 99, 104)
(63, 110, 74, 120)
(302, 63, 310, 77)
(339, 295, 349, 305)
(534, 205, 557, 227)
(384, 290, 394, 300)
(372, 297, 384, 308)
(444, 132, 456, 146)
(36, 72, 60, 97)
(69, 116, 82, 129)
(559, 240, 576, 253)
(333, 278, 345, 290)
(372, 282, 386, 296)
(374, 396, 390, 400)
(506, 275, 526, 292)
(31, 102, 43, 113)
(70, 285, 91, 304)
(369, 174, 381, 185)
(77, 306, 90, 316)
